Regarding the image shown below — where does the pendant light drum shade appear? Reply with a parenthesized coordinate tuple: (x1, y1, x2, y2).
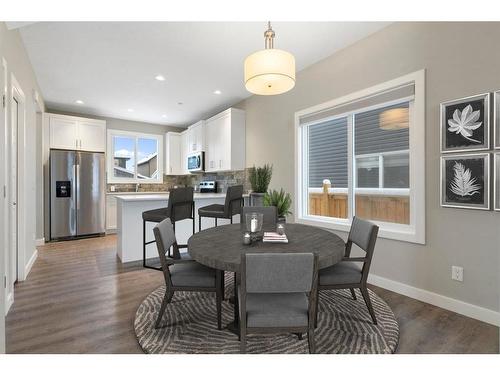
(244, 49, 296, 95)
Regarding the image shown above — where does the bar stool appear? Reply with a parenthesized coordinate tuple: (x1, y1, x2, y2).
(198, 185, 244, 231)
(142, 187, 195, 270)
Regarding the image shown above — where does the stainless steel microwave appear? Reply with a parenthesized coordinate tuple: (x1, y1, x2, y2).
(187, 151, 204, 172)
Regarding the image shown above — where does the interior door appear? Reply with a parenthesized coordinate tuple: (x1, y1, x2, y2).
(10, 97, 18, 281)
(76, 152, 105, 236)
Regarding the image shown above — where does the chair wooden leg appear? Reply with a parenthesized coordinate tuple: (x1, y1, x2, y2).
(350, 288, 357, 300)
(297, 333, 303, 340)
(315, 288, 320, 328)
(215, 218, 217, 227)
(155, 288, 174, 329)
(308, 327, 315, 354)
(230, 216, 233, 224)
(360, 286, 377, 325)
(240, 333, 246, 353)
(221, 271, 225, 301)
(142, 220, 146, 267)
(199, 215, 202, 232)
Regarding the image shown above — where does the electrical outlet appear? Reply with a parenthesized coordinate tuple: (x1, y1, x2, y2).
(110, 185, 116, 192)
(452, 266, 463, 282)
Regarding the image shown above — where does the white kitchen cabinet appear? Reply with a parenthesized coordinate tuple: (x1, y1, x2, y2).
(49, 114, 106, 152)
(106, 194, 117, 233)
(165, 132, 182, 175)
(78, 119, 107, 152)
(187, 120, 205, 153)
(180, 129, 189, 175)
(205, 108, 245, 172)
(49, 116, 78, 150)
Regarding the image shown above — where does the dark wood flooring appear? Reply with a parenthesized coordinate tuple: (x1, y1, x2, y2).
(5, 235, 499, 354)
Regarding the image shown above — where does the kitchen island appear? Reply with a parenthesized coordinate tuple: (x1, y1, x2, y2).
(115, 193, 248, 263)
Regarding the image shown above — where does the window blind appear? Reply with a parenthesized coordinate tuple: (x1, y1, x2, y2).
(308, 117, 348, 188)
(299, 83, 414, 126)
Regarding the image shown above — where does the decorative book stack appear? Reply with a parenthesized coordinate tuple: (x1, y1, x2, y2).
(262, 232, 289, 243)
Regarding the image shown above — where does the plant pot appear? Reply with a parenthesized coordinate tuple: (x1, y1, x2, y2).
(277, 216, 286, 223)
(250, 192, 265, 207)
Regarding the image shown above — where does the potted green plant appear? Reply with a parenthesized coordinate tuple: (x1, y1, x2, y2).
(248, 164, 273, 206)
(264, 188, 292, 222)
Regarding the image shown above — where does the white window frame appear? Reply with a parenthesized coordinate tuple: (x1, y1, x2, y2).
(295, 70, 425, 244)
(107, 129, 164, 184)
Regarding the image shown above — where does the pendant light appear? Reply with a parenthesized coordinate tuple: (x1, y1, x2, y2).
(244, 22, 296, 96)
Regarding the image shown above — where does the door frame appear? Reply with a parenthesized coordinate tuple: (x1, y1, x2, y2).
(8, 73, 27, 294)
(0, 56, 7, 353)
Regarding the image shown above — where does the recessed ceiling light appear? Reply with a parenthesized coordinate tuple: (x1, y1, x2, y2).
(75, 100, 84, 104)
(155, 75, 166, 81)
(162, 114, 167, 118)
(127, 108, 134, 112)
(213, 90, 222, 95)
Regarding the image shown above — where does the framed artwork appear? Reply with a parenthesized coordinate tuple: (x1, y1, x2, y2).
(441, 153, 490, 210)
(495, 153, 500, 211)
(440, 93, 490, 153)
(494, 90, 500, 149)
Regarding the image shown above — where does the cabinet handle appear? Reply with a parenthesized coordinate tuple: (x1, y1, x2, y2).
(76, 139, 78, 149)
(219, 160, 222, 168)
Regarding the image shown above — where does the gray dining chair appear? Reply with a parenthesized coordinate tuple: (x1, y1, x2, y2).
(240, 206, 278, 229)
(198, 185, 244, 230)
(153, 218, 223, 330)
(239, 252, 318, 353)
(316, 216, 379, 325)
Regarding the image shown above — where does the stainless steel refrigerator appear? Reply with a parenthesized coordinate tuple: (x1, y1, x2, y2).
(50, 149, 105, 240)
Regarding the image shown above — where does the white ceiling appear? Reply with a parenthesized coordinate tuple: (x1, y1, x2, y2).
(19, 22, 389, 127)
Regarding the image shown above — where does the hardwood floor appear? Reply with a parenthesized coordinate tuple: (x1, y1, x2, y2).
(6, 235, 499, 354)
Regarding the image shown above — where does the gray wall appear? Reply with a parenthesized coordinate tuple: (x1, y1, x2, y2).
(236, 22, 500, 312)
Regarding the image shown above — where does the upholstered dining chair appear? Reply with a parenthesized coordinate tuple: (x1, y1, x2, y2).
(198, 185, 244, 230)
(239, 252, 318, 353)
(153, 218, 223, 330)
(316, 216, 379, 325)
(240, 206, 278, 229)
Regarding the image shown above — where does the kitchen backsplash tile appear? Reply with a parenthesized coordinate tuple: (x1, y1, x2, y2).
(107, 169, 251, 194)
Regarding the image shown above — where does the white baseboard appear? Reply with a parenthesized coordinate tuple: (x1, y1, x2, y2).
(5, 292, 13, 315)
(24, 249, 38, 279)
(35, 237, 45, 247)
(368, 274, 500, 327)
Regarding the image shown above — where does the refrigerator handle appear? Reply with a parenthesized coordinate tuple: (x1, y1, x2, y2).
(75, 163, 80, 210)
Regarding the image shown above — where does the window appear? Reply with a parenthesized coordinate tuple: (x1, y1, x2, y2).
(107, 130, 163, 183)
(296, 70, 425, 244)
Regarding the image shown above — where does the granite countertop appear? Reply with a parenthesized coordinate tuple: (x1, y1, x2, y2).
(115, 192, 249, 202)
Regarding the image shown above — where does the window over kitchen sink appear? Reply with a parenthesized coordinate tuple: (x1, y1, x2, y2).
(107, 130, 163, 183)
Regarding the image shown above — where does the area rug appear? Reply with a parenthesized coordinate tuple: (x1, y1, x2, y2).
(134, 274, 399, 354)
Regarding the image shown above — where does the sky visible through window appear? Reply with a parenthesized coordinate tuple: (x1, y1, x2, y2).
(114, 136, 157, 171)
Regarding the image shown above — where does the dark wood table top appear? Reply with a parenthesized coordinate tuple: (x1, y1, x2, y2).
(188, 223, 345, 272)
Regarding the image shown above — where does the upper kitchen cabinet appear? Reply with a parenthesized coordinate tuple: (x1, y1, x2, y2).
(187, 120, 205, 153)
(49, 113, 106, 152)
(165, 132, 182, 175)
(205, 108, 245, 172)
(180, 129, 190, 175)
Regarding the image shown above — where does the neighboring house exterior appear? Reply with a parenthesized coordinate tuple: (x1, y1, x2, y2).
(137, 153, 158, 179)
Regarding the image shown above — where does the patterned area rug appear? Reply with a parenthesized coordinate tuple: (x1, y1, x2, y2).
(134, 274, 399, 354)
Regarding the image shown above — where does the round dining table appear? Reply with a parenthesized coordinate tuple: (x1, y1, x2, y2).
(188, 223, 346, 273)
(188, 223, 346, 334)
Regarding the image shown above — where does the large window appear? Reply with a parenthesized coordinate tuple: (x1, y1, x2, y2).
(107, 130, 163, 183)
(296, 71, 425, 244)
